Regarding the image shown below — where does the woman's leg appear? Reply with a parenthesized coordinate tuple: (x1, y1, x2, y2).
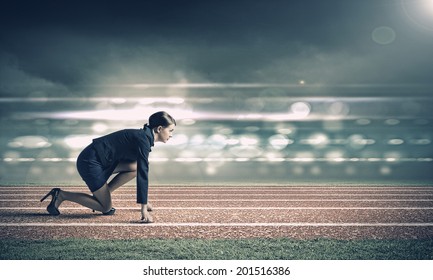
(107, 161, 137, 193)
(54, 161, 136, 213)
(107, 161, 152, 210)
(56, 183, 112, 213)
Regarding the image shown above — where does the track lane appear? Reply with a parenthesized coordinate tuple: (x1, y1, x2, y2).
(1, 185, 433, 239)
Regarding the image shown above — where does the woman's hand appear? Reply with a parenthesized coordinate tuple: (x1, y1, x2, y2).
(147, 202, 153, 212)
(140, 204, 153, 223)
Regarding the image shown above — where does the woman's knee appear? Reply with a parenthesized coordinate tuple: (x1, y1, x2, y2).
(127, 161, 137, 171)
(93, 184, 112, 212)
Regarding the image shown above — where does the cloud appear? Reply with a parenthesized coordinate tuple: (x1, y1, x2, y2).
(1, 0, 433, 98)
(0, 52, 69, 97)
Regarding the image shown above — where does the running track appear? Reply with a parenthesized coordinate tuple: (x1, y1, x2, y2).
(1, 185, 433, 239)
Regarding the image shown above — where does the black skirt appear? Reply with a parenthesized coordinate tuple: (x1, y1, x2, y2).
(76, 144, 118, 192)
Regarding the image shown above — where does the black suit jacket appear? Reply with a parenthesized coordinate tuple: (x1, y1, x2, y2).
(92, 126, 154, 204)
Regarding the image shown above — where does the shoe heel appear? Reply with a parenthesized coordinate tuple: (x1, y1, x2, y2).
(40, 192, 51, 202)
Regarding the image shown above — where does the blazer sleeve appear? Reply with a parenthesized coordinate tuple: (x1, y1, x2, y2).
(136, 138, 151, 204)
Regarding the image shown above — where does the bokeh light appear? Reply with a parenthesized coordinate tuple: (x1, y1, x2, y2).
(268, 134, 292, 150)
(1, 85, 433, 184)
(64, 135, 95, 149)
(8, 136, 52, 149)
(372, 26, 396, 45)
(289, 101, 311, 119)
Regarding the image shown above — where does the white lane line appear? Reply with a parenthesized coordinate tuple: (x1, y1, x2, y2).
(2, 193, 433, 197)
(1, 222, 433, 227)
(2, 207, 433, 210)
(2, 187, 432, 192)
(2, 199, 433, 202)
(1, 185, 431, 189)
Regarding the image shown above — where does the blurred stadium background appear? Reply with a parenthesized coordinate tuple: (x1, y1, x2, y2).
(1, 83, 432, 185)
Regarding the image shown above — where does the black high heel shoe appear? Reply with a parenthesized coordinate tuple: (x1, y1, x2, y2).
(40, 188, 61, 216)
(92, 207, 116, 215)
(103, 208, 116, 215)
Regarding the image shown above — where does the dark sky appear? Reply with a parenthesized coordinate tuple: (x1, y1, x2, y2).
(1, 0, 433, 97)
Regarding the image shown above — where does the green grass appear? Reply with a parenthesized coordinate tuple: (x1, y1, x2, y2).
(1, 238, 432, 260)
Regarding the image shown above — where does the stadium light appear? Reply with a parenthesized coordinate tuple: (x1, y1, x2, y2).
(422, 0, 433, 14)
(402, 0, 433, 30)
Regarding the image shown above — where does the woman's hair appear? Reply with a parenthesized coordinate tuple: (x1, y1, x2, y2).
(145, 111, 176, 129)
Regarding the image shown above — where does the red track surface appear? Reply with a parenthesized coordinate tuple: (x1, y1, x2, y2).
(1, 185, 433, 239)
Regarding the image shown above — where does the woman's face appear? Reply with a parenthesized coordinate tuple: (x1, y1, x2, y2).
(155, 124, 175, 143)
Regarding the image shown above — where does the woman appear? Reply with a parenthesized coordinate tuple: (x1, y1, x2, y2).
(40, 111, 176, 223)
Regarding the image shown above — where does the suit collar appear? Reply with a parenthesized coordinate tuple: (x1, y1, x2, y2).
(143, 125, 155, 147)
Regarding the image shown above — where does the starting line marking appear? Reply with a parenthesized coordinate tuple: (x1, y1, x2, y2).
(1, 222, 433, 227)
